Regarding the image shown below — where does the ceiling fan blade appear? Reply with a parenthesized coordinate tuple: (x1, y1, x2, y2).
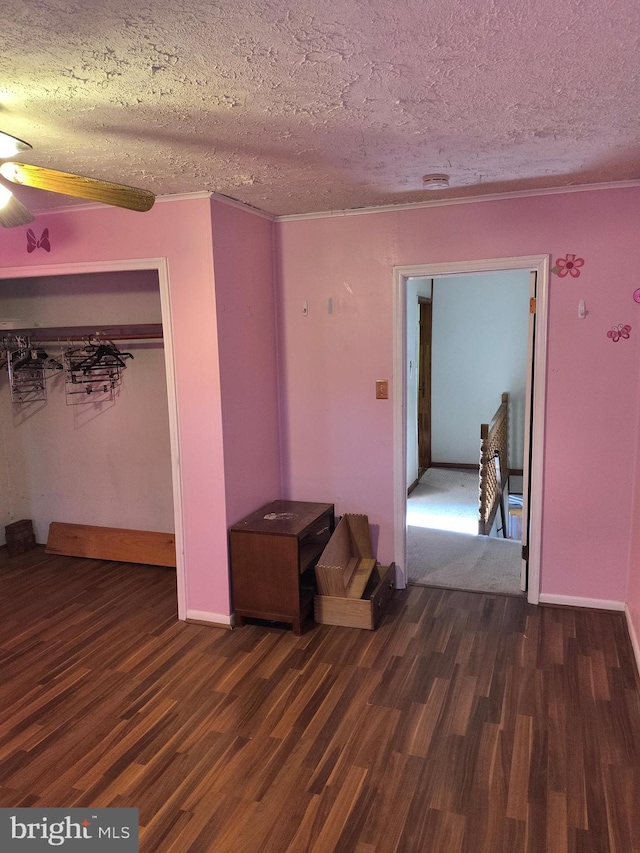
(0, 193, 34, 228)
(0, 162, 155, 212)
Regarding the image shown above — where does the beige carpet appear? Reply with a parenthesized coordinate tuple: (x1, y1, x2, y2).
(407, 467, 524, 596)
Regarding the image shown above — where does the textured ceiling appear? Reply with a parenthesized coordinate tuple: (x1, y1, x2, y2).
(1, 0, 639, 216)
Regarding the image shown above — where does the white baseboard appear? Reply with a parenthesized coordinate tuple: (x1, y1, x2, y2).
(185, 609, 234, 629)
(538, 593, 625, 611)
(538, 597, 638, 680)
(625, 606, 640, 679)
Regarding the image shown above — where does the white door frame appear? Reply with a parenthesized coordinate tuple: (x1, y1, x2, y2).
(520, 270, 538, 591)
(0, 257, 186, 618)
(393, 254, 549, 605)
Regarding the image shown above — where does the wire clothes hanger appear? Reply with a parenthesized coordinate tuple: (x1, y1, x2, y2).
(2, 336, 62, 404)
(74, 341, 133, 372)
(62, 337, 133, 403)
(66, 339, 133, 373)
(10, 346, 63, 371)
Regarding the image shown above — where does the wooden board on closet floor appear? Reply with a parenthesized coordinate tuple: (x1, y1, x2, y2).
(46, 522, 176, 567)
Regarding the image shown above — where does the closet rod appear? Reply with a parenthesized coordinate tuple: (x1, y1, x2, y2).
(5, 323, 164, 342)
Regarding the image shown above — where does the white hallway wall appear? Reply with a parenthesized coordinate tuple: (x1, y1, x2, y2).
(431, 270, 530, 468)
(0, 269, 173, 543)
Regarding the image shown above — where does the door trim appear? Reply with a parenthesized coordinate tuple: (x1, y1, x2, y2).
(393, 255, 549, 605)
(520, 270, 538, 590)
(0, 257, 186, 619)
(417, 297, 432, 474)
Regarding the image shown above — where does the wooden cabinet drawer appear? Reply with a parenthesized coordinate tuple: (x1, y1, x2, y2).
(313, 563, 396, 630)
(299, 511, 333, 573)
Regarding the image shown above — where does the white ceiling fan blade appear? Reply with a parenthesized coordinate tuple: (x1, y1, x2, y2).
(0, 185, 34, 227)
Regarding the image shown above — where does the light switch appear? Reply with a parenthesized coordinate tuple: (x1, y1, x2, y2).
(375, 380, 389, 399)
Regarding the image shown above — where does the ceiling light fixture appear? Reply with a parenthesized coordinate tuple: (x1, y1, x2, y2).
(0, 130, 29, 159)
(0, 183, 13, 210)
(422, 173, 450, 190)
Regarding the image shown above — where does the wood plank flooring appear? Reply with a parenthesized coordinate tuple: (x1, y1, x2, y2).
(1, 546, 640, 852)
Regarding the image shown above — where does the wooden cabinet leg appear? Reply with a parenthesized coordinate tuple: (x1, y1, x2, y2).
(234, 615, 245, 628)
(292, 618, 302, 636)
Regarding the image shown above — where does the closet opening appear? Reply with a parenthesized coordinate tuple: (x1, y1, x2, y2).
(0, 259, 184, 616)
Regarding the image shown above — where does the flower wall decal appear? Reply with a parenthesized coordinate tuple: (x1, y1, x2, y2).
(607, 324, 631, 342)
(552, 253, 584, 277)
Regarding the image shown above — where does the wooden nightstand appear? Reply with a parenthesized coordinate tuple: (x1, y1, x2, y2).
(229, 500, 335, 634)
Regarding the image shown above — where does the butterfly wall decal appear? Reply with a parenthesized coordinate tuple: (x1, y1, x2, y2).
(26, 227, 50, 253)
(607, 324, 631, 342)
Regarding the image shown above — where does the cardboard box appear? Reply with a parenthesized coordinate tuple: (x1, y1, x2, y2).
(6, 536, 36, 556)
(5, 519, 34, 541)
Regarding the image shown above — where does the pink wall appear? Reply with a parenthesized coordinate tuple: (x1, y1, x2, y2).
(276, 187, 640, 605)
(0, 198, 231, 619)
(4, 186, 640, 631)
(211, 199, 282, 525)
(627, 363, 640, 654)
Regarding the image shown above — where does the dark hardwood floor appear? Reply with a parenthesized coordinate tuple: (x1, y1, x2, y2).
(1, 546, 640, 852)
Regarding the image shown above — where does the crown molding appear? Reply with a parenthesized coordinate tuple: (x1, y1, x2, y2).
(275, 179, 640, 222)
(29, 190, 213, 217)
(155, 191, 213, 203)
(29, 190, 276, 221)
(210, 192, 275, 221)
(26, 178, 640, 224)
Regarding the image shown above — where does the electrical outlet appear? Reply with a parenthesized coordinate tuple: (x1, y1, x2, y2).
(375, 380, 388, 399)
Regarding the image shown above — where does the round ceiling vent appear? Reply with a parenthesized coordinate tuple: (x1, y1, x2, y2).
(422, 174, 450, 190)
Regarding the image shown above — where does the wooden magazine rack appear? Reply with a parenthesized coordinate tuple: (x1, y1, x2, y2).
(314, 514, 396, 629)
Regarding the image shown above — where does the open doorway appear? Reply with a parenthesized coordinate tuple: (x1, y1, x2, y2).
(406, 269, 529, 595)
(393, 256, 549, 605)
